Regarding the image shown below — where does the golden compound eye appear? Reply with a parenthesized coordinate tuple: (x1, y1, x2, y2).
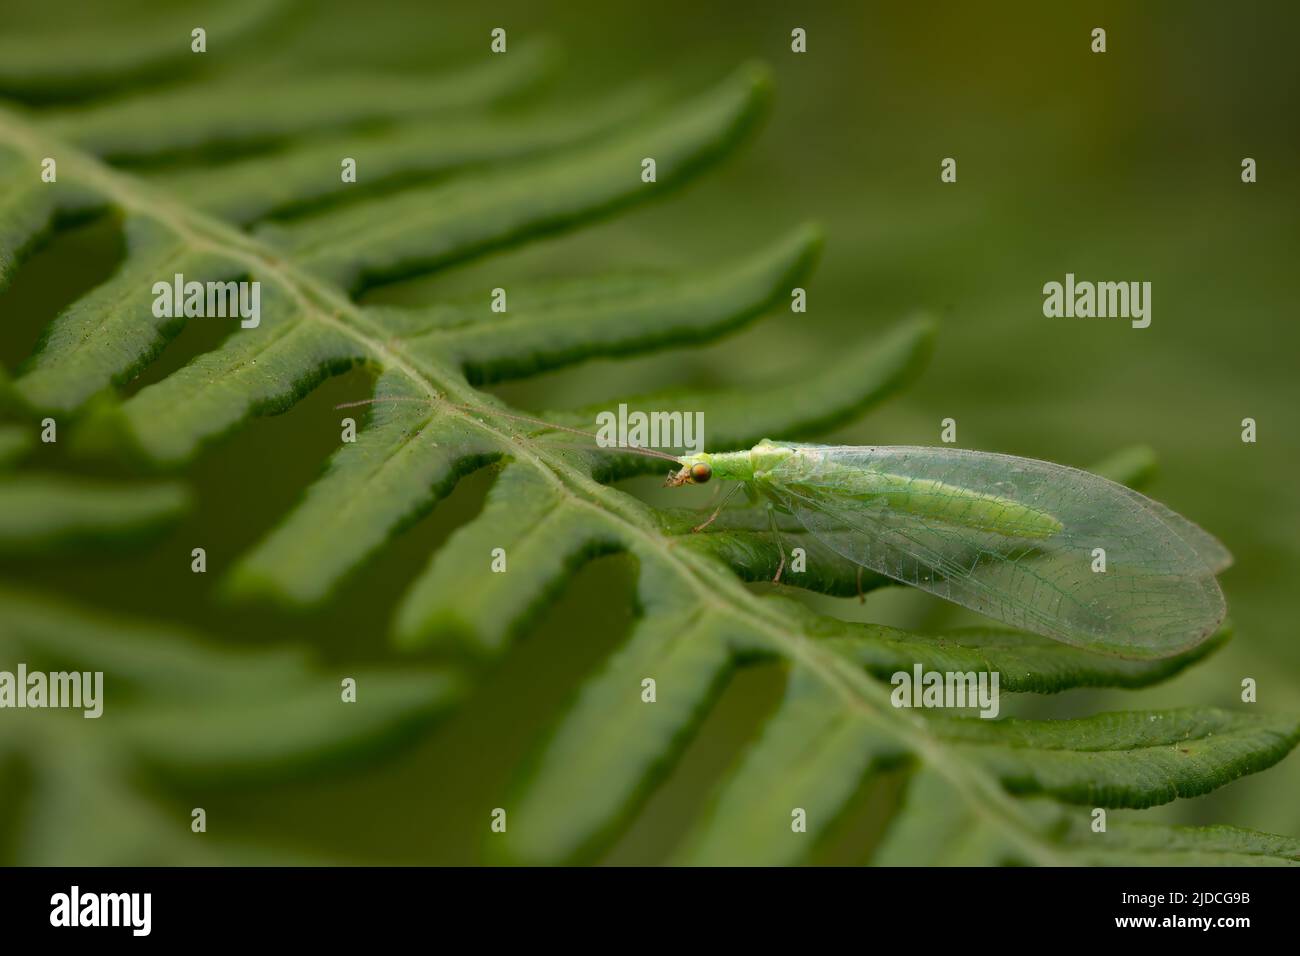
(690, 462, 712, 484)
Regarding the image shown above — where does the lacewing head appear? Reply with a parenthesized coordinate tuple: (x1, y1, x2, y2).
(665, 455, 712, 487)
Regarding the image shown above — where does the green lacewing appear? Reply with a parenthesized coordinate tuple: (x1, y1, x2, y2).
(340, 398, 1230, 660)
(669, 440, 1230, 660)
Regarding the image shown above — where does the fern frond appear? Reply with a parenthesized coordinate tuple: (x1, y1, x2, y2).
(0, 18, 1291, 867)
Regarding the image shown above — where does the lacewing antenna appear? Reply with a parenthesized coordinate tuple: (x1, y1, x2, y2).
(334, 395, 685, 464)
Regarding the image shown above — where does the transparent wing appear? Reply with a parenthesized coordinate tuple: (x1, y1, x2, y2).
(766, 444, 1229, 659)
(1107, 483, 1232, 574)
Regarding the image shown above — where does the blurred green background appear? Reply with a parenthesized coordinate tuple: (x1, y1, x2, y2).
(1, 0, 1296, 862)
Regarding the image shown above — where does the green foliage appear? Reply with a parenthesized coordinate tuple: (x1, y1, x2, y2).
(0, 0, 294, 99)
(0, 474, 188, 553)
(0, 7, 1294, 865)
(0, 586, 459, 864)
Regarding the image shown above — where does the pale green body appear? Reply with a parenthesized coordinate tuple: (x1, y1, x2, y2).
(683, 440, 1062, 538)
(673, 439, 1230, 659)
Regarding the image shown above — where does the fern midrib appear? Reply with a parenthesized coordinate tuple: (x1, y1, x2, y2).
(0, 105, 1069, 864)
